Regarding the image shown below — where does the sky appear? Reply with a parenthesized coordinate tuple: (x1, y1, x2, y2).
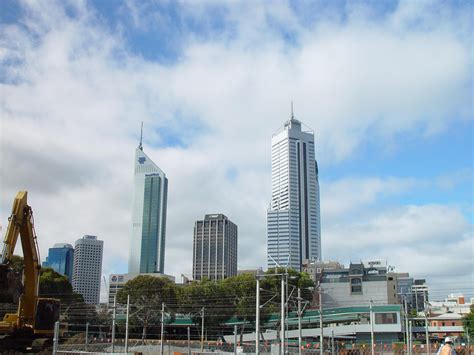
(0, 0, 472, 302)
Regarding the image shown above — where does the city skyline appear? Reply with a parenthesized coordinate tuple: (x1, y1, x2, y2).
(0, 1, 472, 301)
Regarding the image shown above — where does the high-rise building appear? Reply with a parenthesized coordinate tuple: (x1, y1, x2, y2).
(267, 113, 321, 271)
(72, 235, 103, 304)
(42, 243, 74, 280)
(192, 214, 238, 281)
(128, 131, 168, 274)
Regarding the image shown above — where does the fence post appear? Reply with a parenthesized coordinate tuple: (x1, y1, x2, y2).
(52, 321, 60, 355)
(85, 322, 89, 352)
(187, 326, 191, 355)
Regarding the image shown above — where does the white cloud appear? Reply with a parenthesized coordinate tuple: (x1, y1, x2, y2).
(0, 1, 472, 301)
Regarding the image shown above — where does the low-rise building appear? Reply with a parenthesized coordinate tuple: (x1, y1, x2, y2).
(303, 259, 398, 308)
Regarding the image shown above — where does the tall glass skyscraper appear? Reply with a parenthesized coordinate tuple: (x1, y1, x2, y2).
(128, 138, 168, 274)
(42, 243, 74, 280)
(267, 115, 321, 271)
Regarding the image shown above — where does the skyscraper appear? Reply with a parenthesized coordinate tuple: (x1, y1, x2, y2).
(42, 243, 74, 280)
(267, 112, 321, 271)
(128, 129, 168, 274)
(193, 214, 238, 281)
(72, 235, 103, 304)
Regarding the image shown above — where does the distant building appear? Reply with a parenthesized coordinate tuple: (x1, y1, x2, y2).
(72, 235, 103, 304)
(267, 114, 321, 271)
(303, 259, 398, 308)
(129, 130, 168, 274)
(108, 273, 175, 310)
(192, 214, 238, 281)
(42, 243, 74, 280)
(412, 279, 429, 312)
(429, 294, 473, 316)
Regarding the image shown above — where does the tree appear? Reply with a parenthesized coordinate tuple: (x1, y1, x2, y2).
(117, 275, 178, 340)
(221, 273, 273, 342)
(463, 304, 474, 340)
(178, 278, 234, 338)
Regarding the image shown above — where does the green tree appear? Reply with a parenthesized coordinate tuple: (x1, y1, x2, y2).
(117, 275, 178, 340)
(178, 278, 235, 337)
(463, 304, 474, 339)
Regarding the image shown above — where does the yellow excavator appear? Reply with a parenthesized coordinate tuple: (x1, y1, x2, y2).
(0, 191, 60, 351)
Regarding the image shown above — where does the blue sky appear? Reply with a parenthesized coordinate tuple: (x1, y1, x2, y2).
(0, 0, 472, 300)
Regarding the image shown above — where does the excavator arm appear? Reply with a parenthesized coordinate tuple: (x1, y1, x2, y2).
(0, 191, 40, 325)
(0, 191, 59, 350)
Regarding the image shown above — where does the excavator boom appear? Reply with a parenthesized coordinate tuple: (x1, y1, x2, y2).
(0, 191, 60, 351)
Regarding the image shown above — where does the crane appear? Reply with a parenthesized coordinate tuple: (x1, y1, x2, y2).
(0, 191, 60, 351)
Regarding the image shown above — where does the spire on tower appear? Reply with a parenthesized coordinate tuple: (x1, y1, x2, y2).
(138, 122, 143, 150)
(291, 101, 294, 119)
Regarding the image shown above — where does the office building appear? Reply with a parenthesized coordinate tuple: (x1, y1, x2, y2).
(267, 112, 321, 271)
(42, 243, 74, 280)
(72, 235, 103, 304)
(192, 214, 238, 281)
(128, 130, 168, 274)
(302, 259, 398, 308)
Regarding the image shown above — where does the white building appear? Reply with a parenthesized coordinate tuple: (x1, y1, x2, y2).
(128, 135, 168, 274)
(72, 235, 104, 304)
(267, 114, 321, 271)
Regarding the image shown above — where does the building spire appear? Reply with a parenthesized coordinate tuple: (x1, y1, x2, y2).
(291, 101, 294, 119)
(138, 121, 143, 150)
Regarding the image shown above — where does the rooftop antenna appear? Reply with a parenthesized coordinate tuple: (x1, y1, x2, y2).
(138, 121, 143, 150)
(291, 101, 294, 119)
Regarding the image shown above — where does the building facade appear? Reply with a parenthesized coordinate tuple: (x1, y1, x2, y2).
(72, 235, 103, 304)
(192, 214, 238, 281)
(267, 115, 321, 271)
(128, 140, 168, 274)
(303, 259, 398, 308)
(42, 243, 74, 280)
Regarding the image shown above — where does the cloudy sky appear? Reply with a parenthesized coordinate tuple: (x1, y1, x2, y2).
(1, 0, 472, 301)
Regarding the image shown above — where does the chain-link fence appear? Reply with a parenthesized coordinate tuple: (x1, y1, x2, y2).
(50, 322, 473, 355)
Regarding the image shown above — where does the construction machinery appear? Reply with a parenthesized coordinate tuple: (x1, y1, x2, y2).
(0, 191, 60, 351)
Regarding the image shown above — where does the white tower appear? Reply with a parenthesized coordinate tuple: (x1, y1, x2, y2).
(128, 126, 168, 274)
(267, 110, 321, 271)
(72, 235, 103, 304)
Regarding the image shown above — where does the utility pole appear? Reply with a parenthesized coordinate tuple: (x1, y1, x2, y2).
(201, 307, 205, 353)
(125, 294, 130, 353)
(256, 277, 260, 355)
(408, 320, 413, 355)
(370, 299, 375, 355)
(319, 285, 323, 355)
(160, 302, 165, 355)
(112, 294, 116, 353)
(285, 271, 289, 355)
(404, 297, 410, 354)
(298, 288, 302, 355)
(281, 275, 285, 355)
(424, 294, 430, 355)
